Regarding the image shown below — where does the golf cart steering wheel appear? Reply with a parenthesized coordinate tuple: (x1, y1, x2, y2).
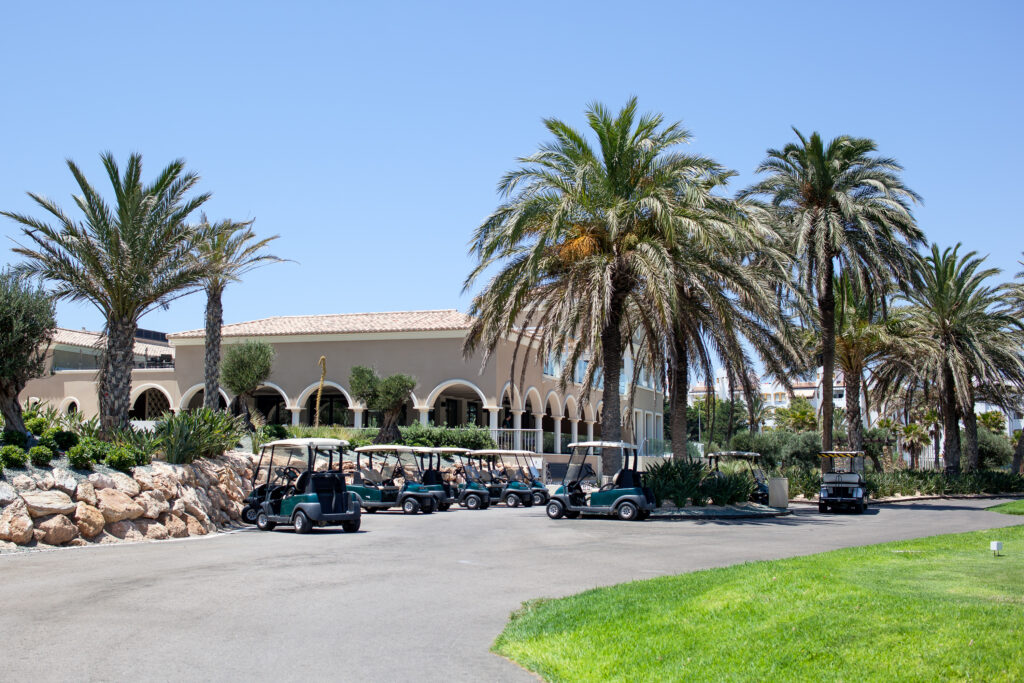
(275, 466, 300, 482)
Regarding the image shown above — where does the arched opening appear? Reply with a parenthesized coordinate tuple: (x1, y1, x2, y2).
(304, 387, 352, 426)
(186, 389, 228, 412)
(129, 388, 171, 420)
(65, 400, 79, 415)
(427, 381, 489, 428)
(244, 386, 290, 425)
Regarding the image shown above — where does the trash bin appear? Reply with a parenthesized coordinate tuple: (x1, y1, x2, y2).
(768, 477, 789, 508)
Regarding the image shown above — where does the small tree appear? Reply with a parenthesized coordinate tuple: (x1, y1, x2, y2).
(220, 340, 274, 430)
(349, 365, 416, 444)
(0, 270, 56, 433)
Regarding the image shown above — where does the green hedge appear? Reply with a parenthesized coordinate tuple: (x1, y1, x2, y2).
(1, 444, 28, 468)
(28, 445, 53, 467)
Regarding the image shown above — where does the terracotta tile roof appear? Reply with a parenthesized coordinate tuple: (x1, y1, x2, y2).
(51, 328, 174, 358)
(168, 309, 476, 339)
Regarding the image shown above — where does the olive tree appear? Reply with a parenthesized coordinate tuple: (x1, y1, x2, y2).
(349, 365, 416, 444)
(220, 340, 275, 431)
(0, 269, 56, 433)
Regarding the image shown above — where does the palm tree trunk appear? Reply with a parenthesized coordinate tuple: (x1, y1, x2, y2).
(1011, 432, 1024, 474)
(845, 368, 864, 451)
(819, 264, 836, 470)
(940, 362, 962, 474)
(99, 316, 137, 432)
(963, 402, 980, 472)
(599, 285, 627, 477)
(669, 337, 689, 460)
(203, 285, 224, 410)
(0, 388, 26, 433)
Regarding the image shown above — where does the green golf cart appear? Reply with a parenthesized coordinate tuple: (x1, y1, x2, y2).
(818, 451, 869, 513)
(347, 445, 438, 514)
(470, 449, 536, 507)
(450, 453, 493, 510)
(705, 451, 770, 505)
(414, 447, 467, 511)
(546, 441, 656, 521)
(251, 438, 361, 534)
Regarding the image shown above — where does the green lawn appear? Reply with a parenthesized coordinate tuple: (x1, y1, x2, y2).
(989, 499, 1024, 515)
(494, 525, 1024, 682)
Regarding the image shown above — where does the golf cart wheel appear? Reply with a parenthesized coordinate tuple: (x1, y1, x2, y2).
(532, 491, 547, 506)
(617, 501, 639, 521)
(505, 493, 520, 508)
(365, 506, 377, 513)
(523, 496, 534, 507)
(293, 510, 312, 534)
(546, 500, 565, 519)
(256, 511, 275, 531)
(422, 498, 436, 514)
(564, 510, 580, 519)
(241, 506, 259, 525)
(439, 502, 451, 511)
(341, 518, 361, 533)
(818, 503, 828, 513)
(859, 502, 868, 514)
(403, 498, 421, 515)
(465, 494, 483, 510)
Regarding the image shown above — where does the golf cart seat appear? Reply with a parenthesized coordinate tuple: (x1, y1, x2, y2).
(823, 472, 862, 485)
(360, 468, 382, 485)
(612, 468, 641, 489)
(422, 470, 444, 485)
(294, 471, 311, 493)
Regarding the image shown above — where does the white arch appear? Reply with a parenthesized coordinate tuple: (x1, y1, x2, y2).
(544, 390, 563, 418)
(563, 394, 579, 420)
(295, 381, 354, 411)
(177, 383, 232, 412)
(59, 396, 81, 414)
(253, 381, 294, 409)
(581, 402, 596, 422)
(523, 386, 544, 414)
(499, 381, 523, 411)
(130, 383, 174, 407)
(425, 379, 493, 409)
(596, 401, 604, 421)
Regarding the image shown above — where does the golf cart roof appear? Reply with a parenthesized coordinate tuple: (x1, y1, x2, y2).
(429, 447, 471, 454)
(354, 444, 416, 453)
(262, 438, 349, 449)
(567, 441, 637, 450)
(707, 451, 762, 460)
(469, 449, 537, 457)
(820, 451, 865, 457)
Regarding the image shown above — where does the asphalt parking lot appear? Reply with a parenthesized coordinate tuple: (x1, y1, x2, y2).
(1, 498, 1020, 682)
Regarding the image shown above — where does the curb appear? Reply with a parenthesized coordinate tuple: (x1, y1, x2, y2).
(869, 493, 1024, 506)
(651, 506, 792, 520)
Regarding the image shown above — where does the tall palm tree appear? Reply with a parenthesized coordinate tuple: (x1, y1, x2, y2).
(464, 98, 699, 474)
(1009, 253, 1024, 474)
(195, 215, 286, 410)
(4, 153, 209, 430)
(890, 245, 1024, 473)
(739, 129, 922, 453)
(900, 422, 931, 470)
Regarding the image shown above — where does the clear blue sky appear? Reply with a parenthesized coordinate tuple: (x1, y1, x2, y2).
(2, 1, 1021, 335)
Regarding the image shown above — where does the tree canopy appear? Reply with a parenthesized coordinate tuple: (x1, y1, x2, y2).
(0, 269, 56, 433)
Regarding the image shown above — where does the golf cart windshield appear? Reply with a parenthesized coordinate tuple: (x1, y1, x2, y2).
(255, 439, 347, 487)
(820, 451, 865, 474)
(565, 442, 636, 484)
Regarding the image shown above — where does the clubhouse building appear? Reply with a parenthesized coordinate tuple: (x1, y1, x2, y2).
(21, 310, 666, 455)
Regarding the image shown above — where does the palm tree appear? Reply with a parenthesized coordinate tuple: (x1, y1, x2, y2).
(1010, 253, 1024, 474)
(464, 99, 701, 474)
(890, 245, 1024, 473)
(900, 422, 931, 470)
(195, 215, 285, 410)
(740, 129, 922, 454)
(4, 153, 209, 430)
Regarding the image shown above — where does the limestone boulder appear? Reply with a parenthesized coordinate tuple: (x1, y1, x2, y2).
(74, 502, 106, 538)
(161, 513, 188, 538)
(105, 520, 144, 541)
(66, 538, 89, 547)
(134, 519, 169, 540)
(75, 481, 98, 507)
(21, 490, 76, 517)
(136, 491, 170, 519)
(184, 514, 207, 536)
(88, 473, 116, 490)
(0, 480, 19, 507)
(31, 472, 55, 491)
(0, 499, 34, 544)
(12, 475, 36, 492)
(96, 488, 143, 523)
(51, 468, 79, 495)
(110, 472, 140, 497)
(36, 514, 79, 545)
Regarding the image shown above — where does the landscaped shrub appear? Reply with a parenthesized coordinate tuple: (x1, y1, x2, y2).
(52, 430, 79, 451)
(265, 424, 288, 440)
(728, 430, 754, 453)
(155, 408, 244, 464)
(24, 416, 48, 436)
(66, 443, 94, 470)
(972, 428, 1014, 469)
(104, 446, 137, 473)
(645, 458, 707, 507)
(777, 465, 822, 499)
(28, 445, 53, 467)
(782, 432, 822, 466)
(399, 424, 496, 450)
(700, 471, 755, 505)
(1, 444, 29, 468)
(110, 426, 161, 465)
(36, 429, 60, 454)
(1, 428, 28, 449)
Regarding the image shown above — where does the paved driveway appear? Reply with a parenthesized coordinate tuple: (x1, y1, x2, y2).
(1, 499, 1020, 682)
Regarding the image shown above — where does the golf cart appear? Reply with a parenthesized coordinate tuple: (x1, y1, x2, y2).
(469, 449, 536, 507)
(248, 438, 361, 534)
(415, 447, 467, 511)
(347, 445, 438, 514)
(818, 451, 869, 514)
(450, 453, 493, 510)
(546, 441, 656, 521)
(506, 450, 550, 506)
(705, 451, 770, 505)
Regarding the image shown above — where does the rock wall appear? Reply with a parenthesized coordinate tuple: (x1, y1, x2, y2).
(0, 452, 257, 550)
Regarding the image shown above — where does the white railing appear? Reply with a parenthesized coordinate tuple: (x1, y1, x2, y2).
(493, 428, 540, 453)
